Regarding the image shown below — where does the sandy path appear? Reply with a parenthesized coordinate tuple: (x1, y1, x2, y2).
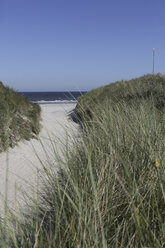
(0, 103, 77, 216)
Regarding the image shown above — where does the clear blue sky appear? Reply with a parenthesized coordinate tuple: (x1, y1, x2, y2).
(0, 0, 164, 91)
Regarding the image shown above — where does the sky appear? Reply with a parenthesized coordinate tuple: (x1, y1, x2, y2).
(0, 0, 165, 91)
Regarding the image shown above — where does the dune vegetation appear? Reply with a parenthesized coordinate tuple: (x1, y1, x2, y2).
(0, 74, 165, 247)
(0, 82, 41, 152)
(75, 73, 165, 121)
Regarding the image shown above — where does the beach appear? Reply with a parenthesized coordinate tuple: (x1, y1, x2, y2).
(0, 103, 77, 215)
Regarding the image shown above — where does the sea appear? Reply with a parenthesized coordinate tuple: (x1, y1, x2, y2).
(19, 91, 87, 104)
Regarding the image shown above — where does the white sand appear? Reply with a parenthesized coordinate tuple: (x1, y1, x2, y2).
(0, 103, 78, 215)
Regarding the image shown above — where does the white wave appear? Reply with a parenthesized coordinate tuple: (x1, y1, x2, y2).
(32, 99, 77, 104)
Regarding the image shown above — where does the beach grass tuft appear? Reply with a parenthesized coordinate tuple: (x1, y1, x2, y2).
(0, 82, 41, 152)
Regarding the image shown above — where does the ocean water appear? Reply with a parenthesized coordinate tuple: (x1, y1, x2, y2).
(19, 91, 87, 104)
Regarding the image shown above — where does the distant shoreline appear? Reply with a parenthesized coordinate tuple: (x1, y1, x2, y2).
(37, 101, 77, 104)
(19, 91, 86, 104)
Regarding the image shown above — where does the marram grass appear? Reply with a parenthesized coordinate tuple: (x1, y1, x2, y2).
(0, 82, 41, 152)
(0, 75, 165, 247)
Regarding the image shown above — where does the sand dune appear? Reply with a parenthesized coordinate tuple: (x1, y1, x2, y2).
(0, 103, 77, 215)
